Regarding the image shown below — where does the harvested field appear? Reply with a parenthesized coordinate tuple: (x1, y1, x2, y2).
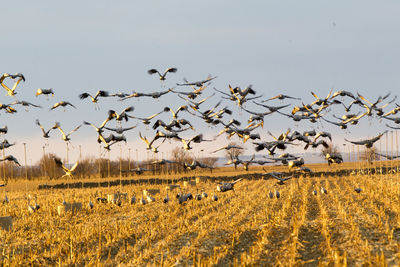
(1, 171, 400, 266)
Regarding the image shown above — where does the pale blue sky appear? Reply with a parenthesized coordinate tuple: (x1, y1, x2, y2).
(1, 1, 399, 163)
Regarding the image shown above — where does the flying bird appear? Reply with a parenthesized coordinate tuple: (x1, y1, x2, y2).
(0, 73, 25, 97)
(52, 122, 82, 143)
(50, 101, 76, 111)
(120, 88, 173, 100)
(263, 171, 293, 185)
(139, 132, 160, 153)
(177, 93, 215, 111)
(0, 155, 20, 166)
(147, 67, 177, 80)
(109, 92, 130, 98)
(262, 94, 301, 102)
(104, 125, 137, 134)
(212, 144, 244, 154)
(83, 117, 112, 134)
(344, 131, 387, 148)
(108, 106, 134, 122)
(181, 134, 213, 150)
(0, 126, 8, 134)
(53, 157, 79, 178)
(386, 123, 400, 130)
(36, 88, 54, 98)
(79, 90, 109, 109)
(0, 140, 15, 150)
(148, 68, 177, 87)
(163, 105, 189, 119)
(183, 160, 214, 170)
(127, 111, 164, 125)
(176, 75, 217, 87)
(11, 100, 42, 111)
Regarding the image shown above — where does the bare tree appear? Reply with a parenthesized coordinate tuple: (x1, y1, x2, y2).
(199, 157, 218, 168)
(37, 153, 63, 179)
(225, 142, 244, 161)
(320, 143, 341, 158)
(360, 146, 380, 165)
(171, 147, 193, 173)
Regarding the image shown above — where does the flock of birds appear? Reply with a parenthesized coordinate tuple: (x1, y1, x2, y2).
(0, 67, 398, 209)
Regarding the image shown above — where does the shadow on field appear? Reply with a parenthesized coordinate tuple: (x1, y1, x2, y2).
(37, 166, 394, 191)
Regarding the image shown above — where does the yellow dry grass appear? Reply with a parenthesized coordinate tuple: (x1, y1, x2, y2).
(1, 164, 400, 266)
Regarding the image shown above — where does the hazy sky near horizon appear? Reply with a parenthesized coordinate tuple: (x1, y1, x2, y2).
(1, 1, 400, 164)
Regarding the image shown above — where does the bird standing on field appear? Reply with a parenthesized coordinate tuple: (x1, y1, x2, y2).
(163, 188, 170, 204)
(212, 190, 218, 201)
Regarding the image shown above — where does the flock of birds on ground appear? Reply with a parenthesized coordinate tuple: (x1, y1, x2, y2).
(0, 67, 399, 209)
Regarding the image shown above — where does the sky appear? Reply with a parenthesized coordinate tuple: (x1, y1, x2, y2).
(1, 1, 400, 165)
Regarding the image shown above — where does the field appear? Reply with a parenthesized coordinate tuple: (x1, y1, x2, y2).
(1, 165, 400, 266)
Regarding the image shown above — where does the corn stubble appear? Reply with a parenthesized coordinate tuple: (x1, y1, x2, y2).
(0, 173, 400, 266)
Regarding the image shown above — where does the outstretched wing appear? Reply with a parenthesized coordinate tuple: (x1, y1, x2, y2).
(70, 162, 79, 172)
(68, 124, 82, 136)
(53, 157, 64, 169)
